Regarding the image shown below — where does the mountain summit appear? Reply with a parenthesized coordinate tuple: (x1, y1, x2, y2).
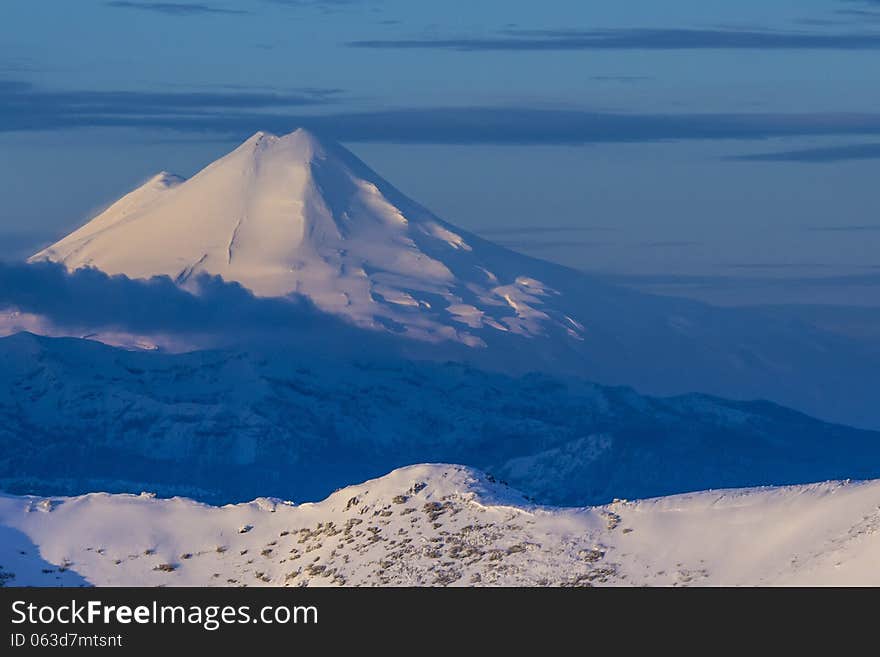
(31, 129, 582, 346)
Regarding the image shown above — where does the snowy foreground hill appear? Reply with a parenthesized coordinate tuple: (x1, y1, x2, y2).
(2, 464, 879, 587)
(3, 332, 880, 507)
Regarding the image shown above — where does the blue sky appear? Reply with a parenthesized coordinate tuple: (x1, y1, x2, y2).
(1, 0, 879, 305)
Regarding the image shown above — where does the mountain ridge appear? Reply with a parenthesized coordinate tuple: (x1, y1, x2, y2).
(2, 330, 879, 506)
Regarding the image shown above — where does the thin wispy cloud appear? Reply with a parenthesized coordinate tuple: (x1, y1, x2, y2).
(263, 0, 359, 4)
(348, 27, 880, 52)
(0, 80, 32, 93)
(495, 240, 613, 250)
(807, 225, 880, 232)
(728, 142, 880, 162)
(262, 0, 370, 11)
(836, 9, 880, 21)
(0, 58, 46, 74)
(473, 225, 615, 236)
(639, 241, 702, 248)
(799, 0, 880, 22)
(262, 107, 880, 145)
(724, 263, 838, 269)
(600, 271, 880, 288)
(590, 76, 653, 83)
(105, 1, 250, 15)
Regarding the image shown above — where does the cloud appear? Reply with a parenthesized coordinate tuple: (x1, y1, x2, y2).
(3, 79, 343, 109)
(836, 9, 880, 21)
(105, 1, 249, 15)
(9, 81, 880, 145)
(0, 58, 45, 74)
(264, 0, 359, 4)
(723, 263, 839, 269)
(797, 2, 880, 25)
(728, 142, 880, 162)
(261, 0, 370, 11)
(639, 241, 702, 248)
(0, 79, 342, 132)
(807, 225, 880, 232)
(0, 80, 32, 93)
(0, 261, 379, 348)
(271, 108, 880, 145)
(473, 225, 615, 236)
(348, 27, 880, 52)
(494, 240, 613, 250)
(601, 271, 880, 289)
(590, 75, 653, 83)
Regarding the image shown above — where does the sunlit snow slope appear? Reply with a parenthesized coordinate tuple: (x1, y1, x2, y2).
(2, 464, 879, 587)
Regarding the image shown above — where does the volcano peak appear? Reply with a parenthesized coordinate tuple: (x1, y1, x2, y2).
(30, 130, 578, 345)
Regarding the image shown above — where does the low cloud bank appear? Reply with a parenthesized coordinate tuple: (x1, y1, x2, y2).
(0, 261, 386, 351)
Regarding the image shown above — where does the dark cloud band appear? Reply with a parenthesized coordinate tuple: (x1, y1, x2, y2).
(105, 2, 249, 15)
(348, 27, 880, 52)
(7, 81, 880, 145)
(0, 261, 360, 341)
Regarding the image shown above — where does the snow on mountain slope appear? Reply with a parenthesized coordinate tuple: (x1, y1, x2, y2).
(2, 464, 879, 587)
(3, 332, 879, 507)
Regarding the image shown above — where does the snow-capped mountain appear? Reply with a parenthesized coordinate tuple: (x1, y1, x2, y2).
(3, 332, 879, 507)
(3, 464, 880, 587)
(22, 129, 880, 429)
(31, 129, 580, 346)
